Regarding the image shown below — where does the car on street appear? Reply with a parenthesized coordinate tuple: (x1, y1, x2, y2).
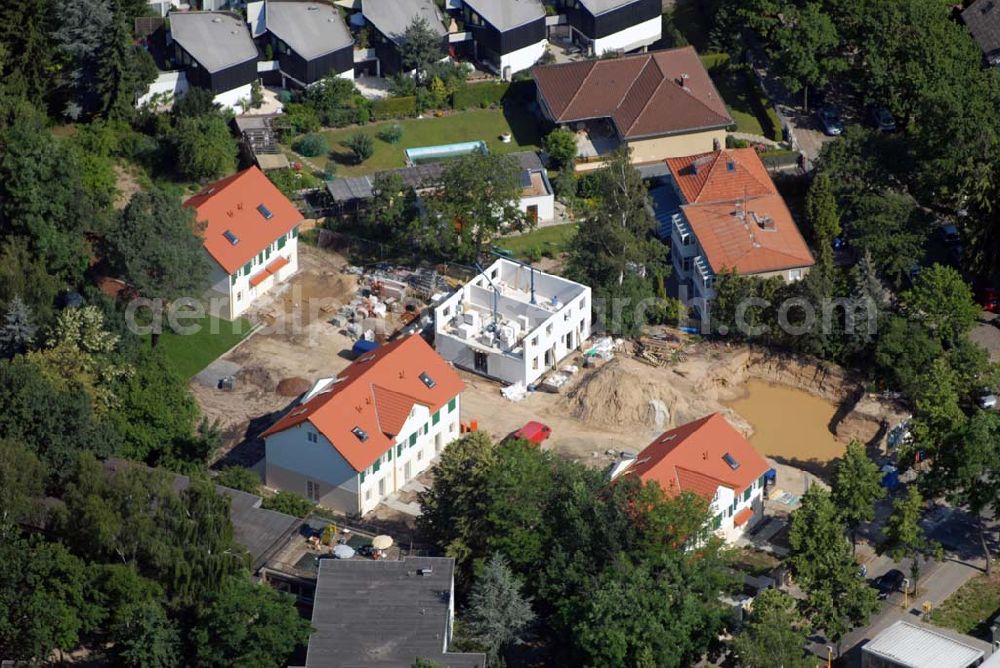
(872, 569, 906, 600)
(976, 284, 999, 313)
(868, 106, 897, 132)
(978, 391, 997, 410)
(817, 107, 844, 136)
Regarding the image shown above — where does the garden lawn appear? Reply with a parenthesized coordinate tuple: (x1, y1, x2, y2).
(496, 223, 578, 260)
(294, 108, 542, 177)
(711, 69, 766, 137)
(148, 315, 252, 380)
(927, 571, 1000, 640)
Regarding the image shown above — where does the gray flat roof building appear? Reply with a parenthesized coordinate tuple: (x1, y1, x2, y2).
(361, 0, 447, 44)
(861, 620, 989, 668)
(305, 557, 485, 668)
(463, 0, 545, 31)
(169, 11, 259, 72)
(266, 1, 353, 60)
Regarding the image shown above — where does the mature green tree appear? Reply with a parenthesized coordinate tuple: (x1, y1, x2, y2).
(788, 486, 878, 654)
(543, 128, 577, 169)
(831, 440, 885, 553)
(900, 264, 980, 347)
(908, 357, 966, 455)
(0, 295, 36, 358)
(364, 171, 418, 245)
(805, 172, 841, 280)
(112, 348, 200, 461)
(0, 0, 59, 105)
(0, 239, 61, 325)
(302, 74, 360, 126)
(0, 109, 95, 281)
(52, 0, 113, 116)
(172, 114, 237, 180)
(106, 189, 211, 347)
(849, 192, 928, 287)
(0, 358, 120, 487)
(94, 6, 157, 118)
(0, 440, 46, 535)
(215, 466, 262, 494)
(261, 490, 316, 518)
(400, 17, 444, 83)
(926, 411, 1000, 574)
(189, 576, 311, 668)
(879, 486, 939, 594)
(92, 564, 180, 668)
(418, 431, 498, 571)
(747, 0, 846, 108)
(732, 588, 811, 668)
(464, 553, 534, 667)
(173, 87, 221, 119)
(874, 315, 943, 397)
(426, 151, 529, 261)
(708, 270, 784, 340)
(0, 536, 99, 662)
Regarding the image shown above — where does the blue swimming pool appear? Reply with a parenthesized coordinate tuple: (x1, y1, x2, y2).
(404, 140, 488, 165)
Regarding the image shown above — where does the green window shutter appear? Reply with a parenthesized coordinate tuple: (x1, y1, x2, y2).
(291, 226, 299, 238)
(743, 487, 752, 502)
(387, 448, 393, 462)
(230, 274, 237, 286)
(278, 234, 287, 249)
(423, 424, 428, 435)
(448, 398, 456, 412)
(712, 514, 722, 530)
(432, 411, 440, 426)
(360, 471, 366, 483)
(243, 261, 252, 275)
(397, 443, 402, 457)
(409, 433, 416, 446)
(373, 459, 381, 472)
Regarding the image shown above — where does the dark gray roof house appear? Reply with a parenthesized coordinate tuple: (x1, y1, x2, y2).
(304, 557, 485, 668)
(963, 0, 1000, 67)
(168, 11, 259, 94)
(460, 0, 546, 75)
(265, 1, 354, 85)
(360, 0, 448, 75)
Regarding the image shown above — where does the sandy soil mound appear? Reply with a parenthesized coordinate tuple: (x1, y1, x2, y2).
(276, 377, 312, 397)
(558, 357, 695, 429)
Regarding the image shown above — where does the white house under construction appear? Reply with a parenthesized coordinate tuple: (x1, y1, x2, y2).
(433, 258, 591, 387)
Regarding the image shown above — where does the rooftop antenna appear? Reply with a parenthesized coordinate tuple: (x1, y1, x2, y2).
(489, 249, 536, 305)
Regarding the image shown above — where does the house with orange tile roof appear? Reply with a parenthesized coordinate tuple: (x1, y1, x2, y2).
(184, 166, 303, 320)
(262, 335, 464, 516)
(665, 148, 814, 315)
(532, 47, 733, 170)
(612, 413, 771, 543)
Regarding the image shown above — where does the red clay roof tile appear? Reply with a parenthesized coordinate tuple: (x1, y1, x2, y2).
(262, 335, 464, 472)
(625, 413, 770, 500)
(184, 166, 302, 275)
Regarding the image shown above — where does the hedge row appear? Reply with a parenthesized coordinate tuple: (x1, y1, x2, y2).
(743, 72, 783, 141)
(451, 82, 510, 110)
(372, 95, 417, 120)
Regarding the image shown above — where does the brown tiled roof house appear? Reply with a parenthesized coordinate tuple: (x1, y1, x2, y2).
(532, 47, 734, 167)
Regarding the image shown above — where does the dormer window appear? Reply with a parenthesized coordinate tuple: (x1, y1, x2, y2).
(419, 372, 436, 389)
(352, 426, 369, 442)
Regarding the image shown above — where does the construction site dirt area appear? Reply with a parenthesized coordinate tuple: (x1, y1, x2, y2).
(724, 379, 844, 463)
(460, 343, 907, 480)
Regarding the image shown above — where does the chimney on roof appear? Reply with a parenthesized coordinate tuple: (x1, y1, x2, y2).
(677, 73, 690, 89)
(713, 137, 721, 151)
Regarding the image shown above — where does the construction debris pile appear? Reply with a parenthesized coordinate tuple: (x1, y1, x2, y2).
(633, 332, 688, 367)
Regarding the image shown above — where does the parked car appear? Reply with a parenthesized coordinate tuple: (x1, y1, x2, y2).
(868, 106, 897, 132)
(939, 224, 961, 245)
(506, 421, 552, 446)
(817, 107, 843, 136)
(976, 285, 1000, 313)
(978, 392, 997, 410)
(872, 569, 906, 600)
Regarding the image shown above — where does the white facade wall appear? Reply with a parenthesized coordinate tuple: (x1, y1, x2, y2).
(591, 15, 661, 55)
(519, 192, 555, 224)
(208, 229, 300, 320)
(265, 394, 462, 516)
(499, 40, 547, 78)
(518, 290, 590, 386)
(707, 476, 767, 544)
(137, 71, 189, 108)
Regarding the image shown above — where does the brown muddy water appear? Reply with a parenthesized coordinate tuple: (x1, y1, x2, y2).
(725, 379, 845, 463)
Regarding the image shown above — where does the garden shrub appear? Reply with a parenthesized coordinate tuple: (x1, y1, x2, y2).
(293, 132, 330, 157)
(342, 133, 375, 163)
(372, 95, 418, 120)
(451, 82, 509, 110)
(378, 124, 404, 144)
